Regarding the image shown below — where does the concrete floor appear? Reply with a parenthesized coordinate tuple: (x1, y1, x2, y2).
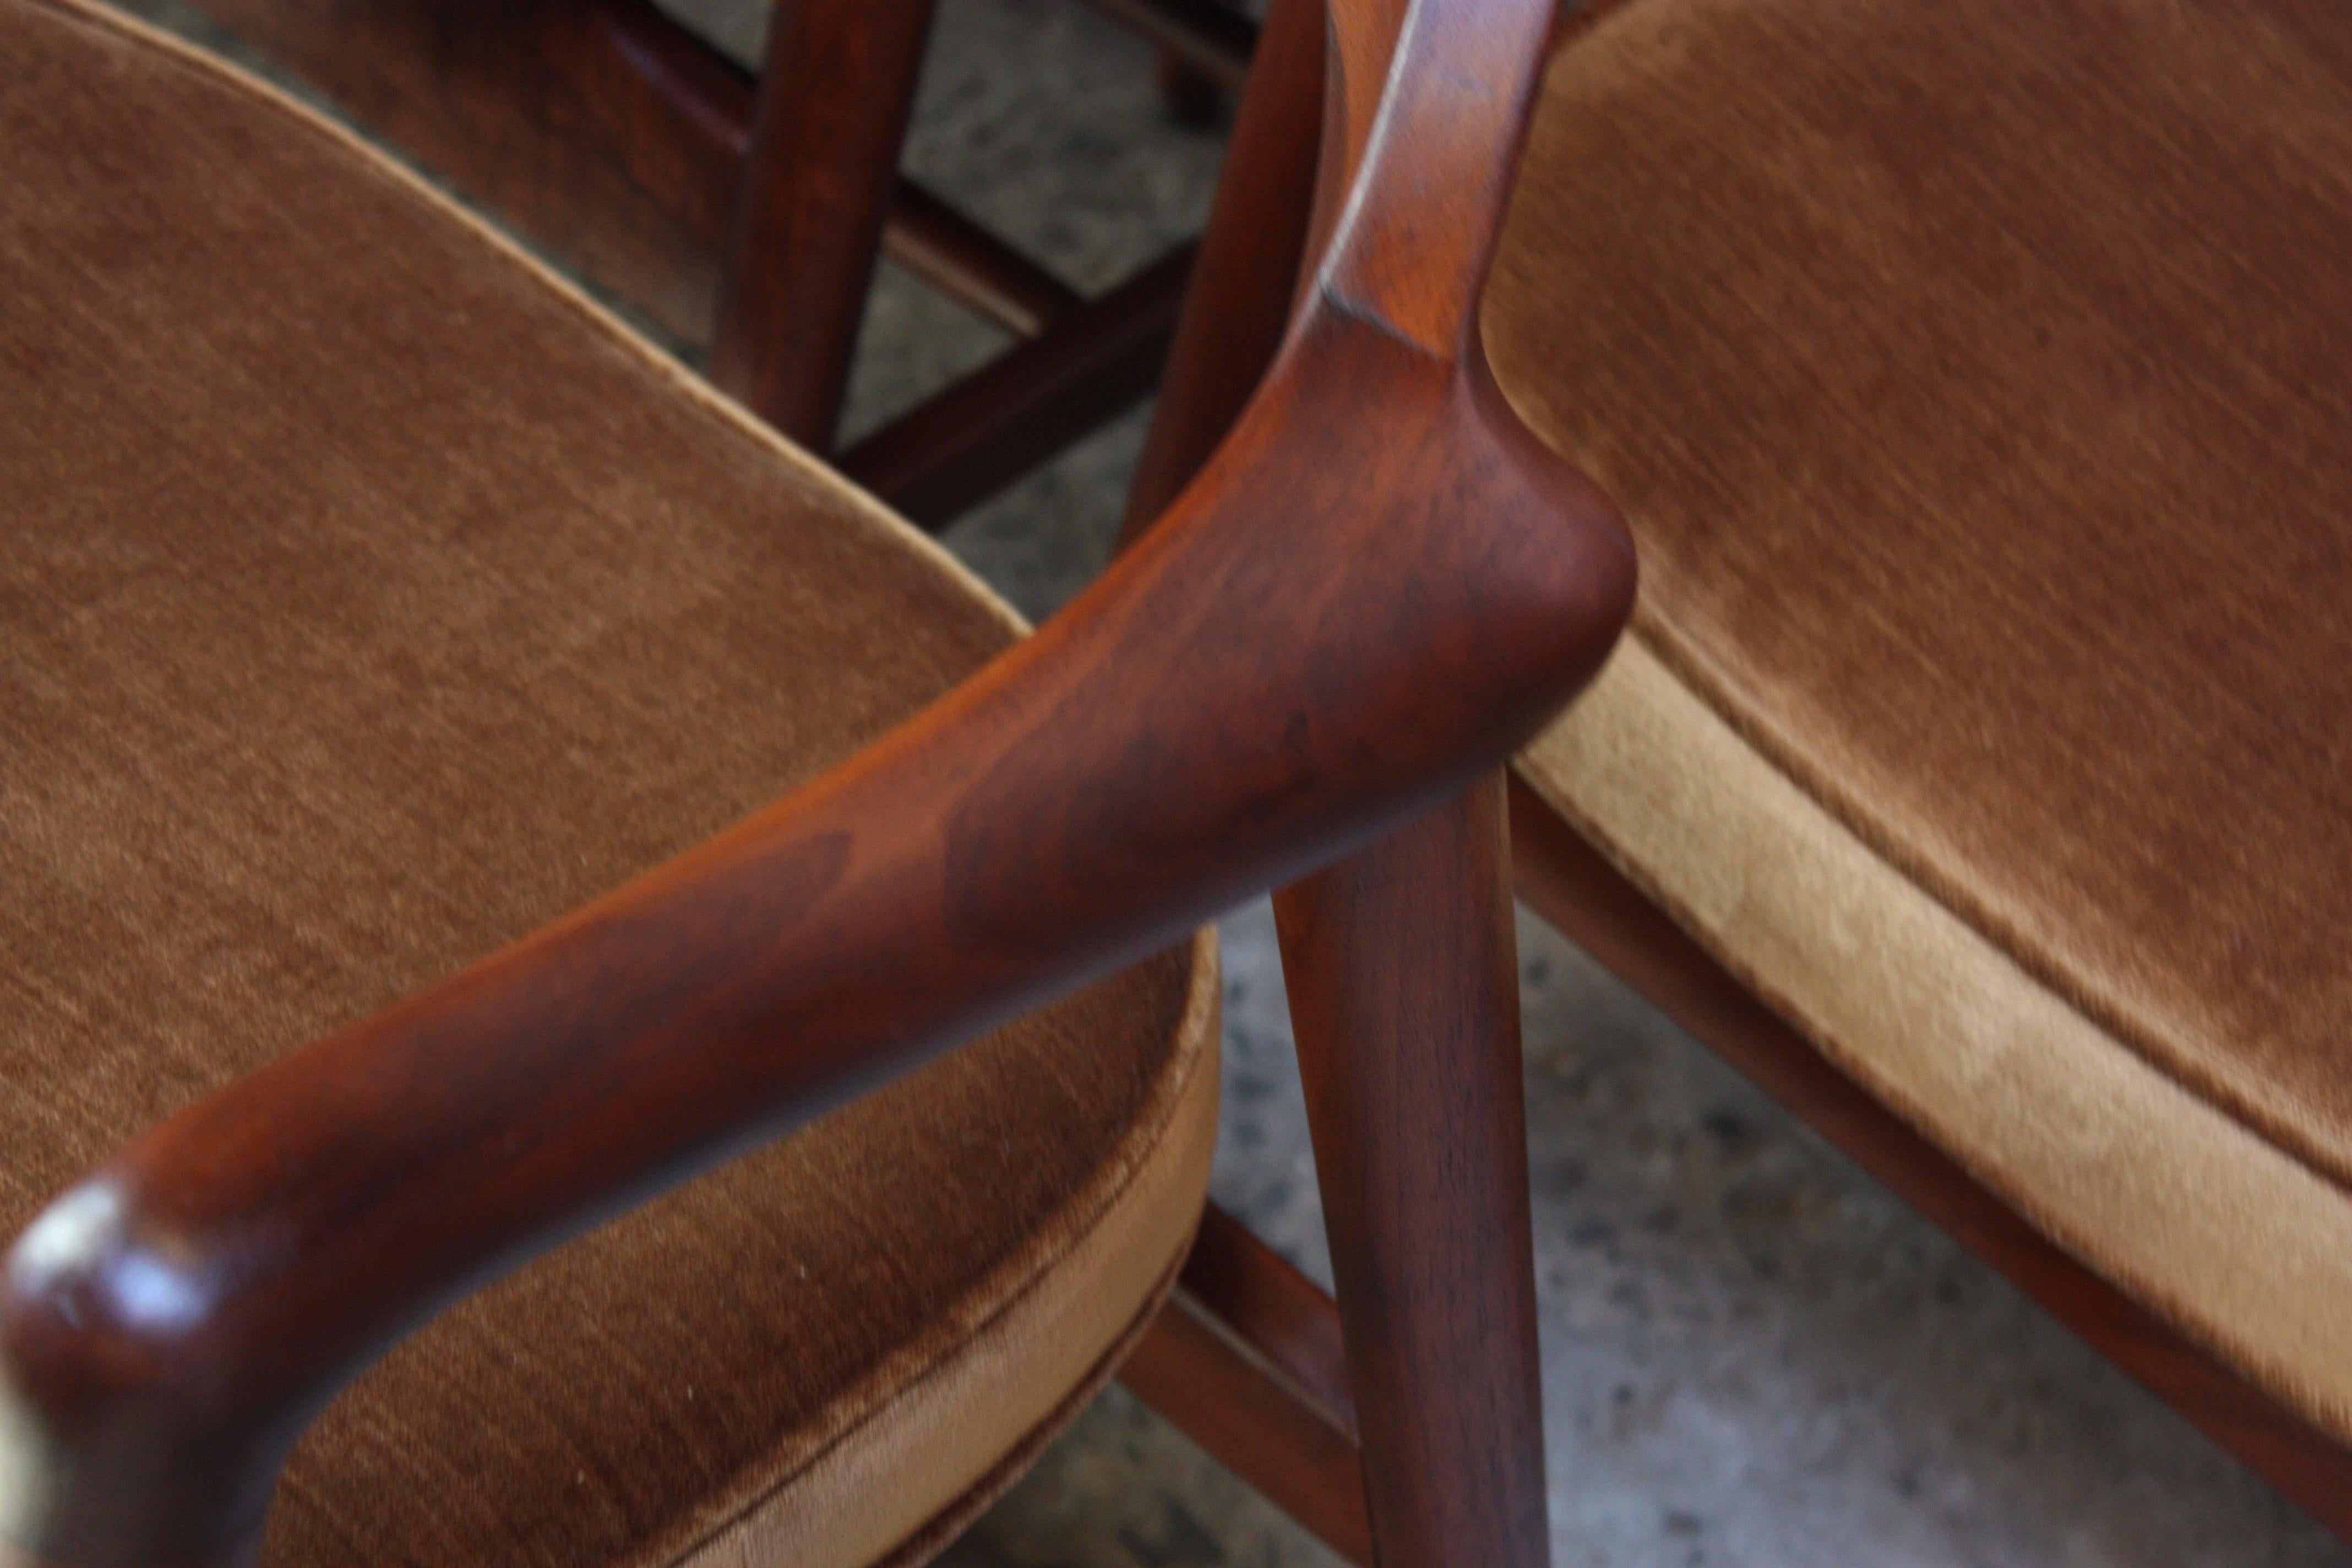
(131, 0, 2352, 1562)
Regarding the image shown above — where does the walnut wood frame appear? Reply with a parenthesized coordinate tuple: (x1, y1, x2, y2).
(1110, 0, 2352, 1555)
(1112, 2, 1572, 1562)
(176, 0, 1253, 530)
(0, 3, 1631, 1564)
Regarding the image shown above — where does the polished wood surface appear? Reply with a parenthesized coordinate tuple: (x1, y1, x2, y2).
(841, 243, 1195, 530)
(1506, 777, 2352, 1540)
(707, 0, 939, 446)
(180, 0, 1235, 535)
(886, 181, 1082, 338)
(1270, 3, 1568, 1564)
(1118, 1205, 1371, 1563)
(179, 0, 1224, 356)
(1079, 0, 1256, 94)
(606, 0, 1086, 349)
(1182, 1204, 1353, 1422)
(0, 150, 1630, 1568)
(1200, 0, 2352, 1538)
(1117, 5, 1574, 1564)
(1120, 0, 1324, 541)
(0, 2, 1647, 1561)
(1278, 776, 1552, 1568)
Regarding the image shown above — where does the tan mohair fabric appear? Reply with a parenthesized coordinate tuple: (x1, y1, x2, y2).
(0, 2, 1218, 1564)
(1521, 647, 2352, 1445)
(1492, 0, 2352, 1435)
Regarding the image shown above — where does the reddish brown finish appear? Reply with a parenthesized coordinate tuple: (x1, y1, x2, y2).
(707, 0, 939, 447)
(1120, 1295, 1373, 1563)
(840, 243, 1197, 529)
(1506, 778, 2352, 1539)
(1079, 0, 1257, 94)
(193, 0, 1064, 353)
(885, 181, 1082, 339)
(1276, 776, 1551, 1568)
(607, 1, 1083, 348)
(176, 0, 1189, 522)
(1293, 0, 2352, 1542)
(592, 0, 754, 159)
(1121, 0, 1325, 541)
(567, 1, 1081, 347)
(1319, 0, 1409, 226)
(187, 0, 745, 341)
(1266, 5, 1567, 1566)
(0, 3, 1646, 1562)
(1174, 1203, 1354, 1424)
(0, 211, 1631, 1568)
(1120, 7, 1574, 1566)
(1108, 10, 1362, 1547)
(1119, 1206, 1371, 1564)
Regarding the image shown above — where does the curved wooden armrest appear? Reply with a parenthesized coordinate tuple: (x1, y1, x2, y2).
(0, 4, 1611, 1565)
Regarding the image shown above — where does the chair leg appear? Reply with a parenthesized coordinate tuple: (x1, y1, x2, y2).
(709, 0, 939, 449)
(1273, 772, 1551, 1568)
(1120, 1203, 1376, 1564)
(1118, 0, 1325, 543)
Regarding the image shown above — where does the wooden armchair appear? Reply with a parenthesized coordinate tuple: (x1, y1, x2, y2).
(0, 1, 1624, 1565)
(165, 0, 1257, 531)
(1148, 0, 2352, 1549)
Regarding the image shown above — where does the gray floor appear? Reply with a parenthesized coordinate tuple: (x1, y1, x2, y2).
(134, 0, 2352, 1562)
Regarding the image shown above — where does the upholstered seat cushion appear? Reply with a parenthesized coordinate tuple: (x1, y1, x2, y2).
(0, 3, 1219, 1564)
(1492, 0, 2352, 1445)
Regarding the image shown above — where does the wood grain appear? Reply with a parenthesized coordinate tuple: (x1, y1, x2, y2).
(0, 269, 1630, 1568)
(0, 3, 1638, 1561)
(841, 244, 1195, 530)
(1077, 0, 1257, 94)
(707, 0, 939, 447)
(1277, 775, 1552, 1568)
(886, 181, 1082, 339)
(1178, 1202, 1354, 1424)
(1121, 6, 1575, 1564)
(1120, 0, 1325, 542)
(176, 0, 1285, 544)
(1118, 1205, 1371, 1564)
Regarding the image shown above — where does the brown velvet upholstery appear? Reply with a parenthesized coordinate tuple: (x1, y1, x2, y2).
(1493, 0, 2352, 1440)
(0, 2, 1219, 1564)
